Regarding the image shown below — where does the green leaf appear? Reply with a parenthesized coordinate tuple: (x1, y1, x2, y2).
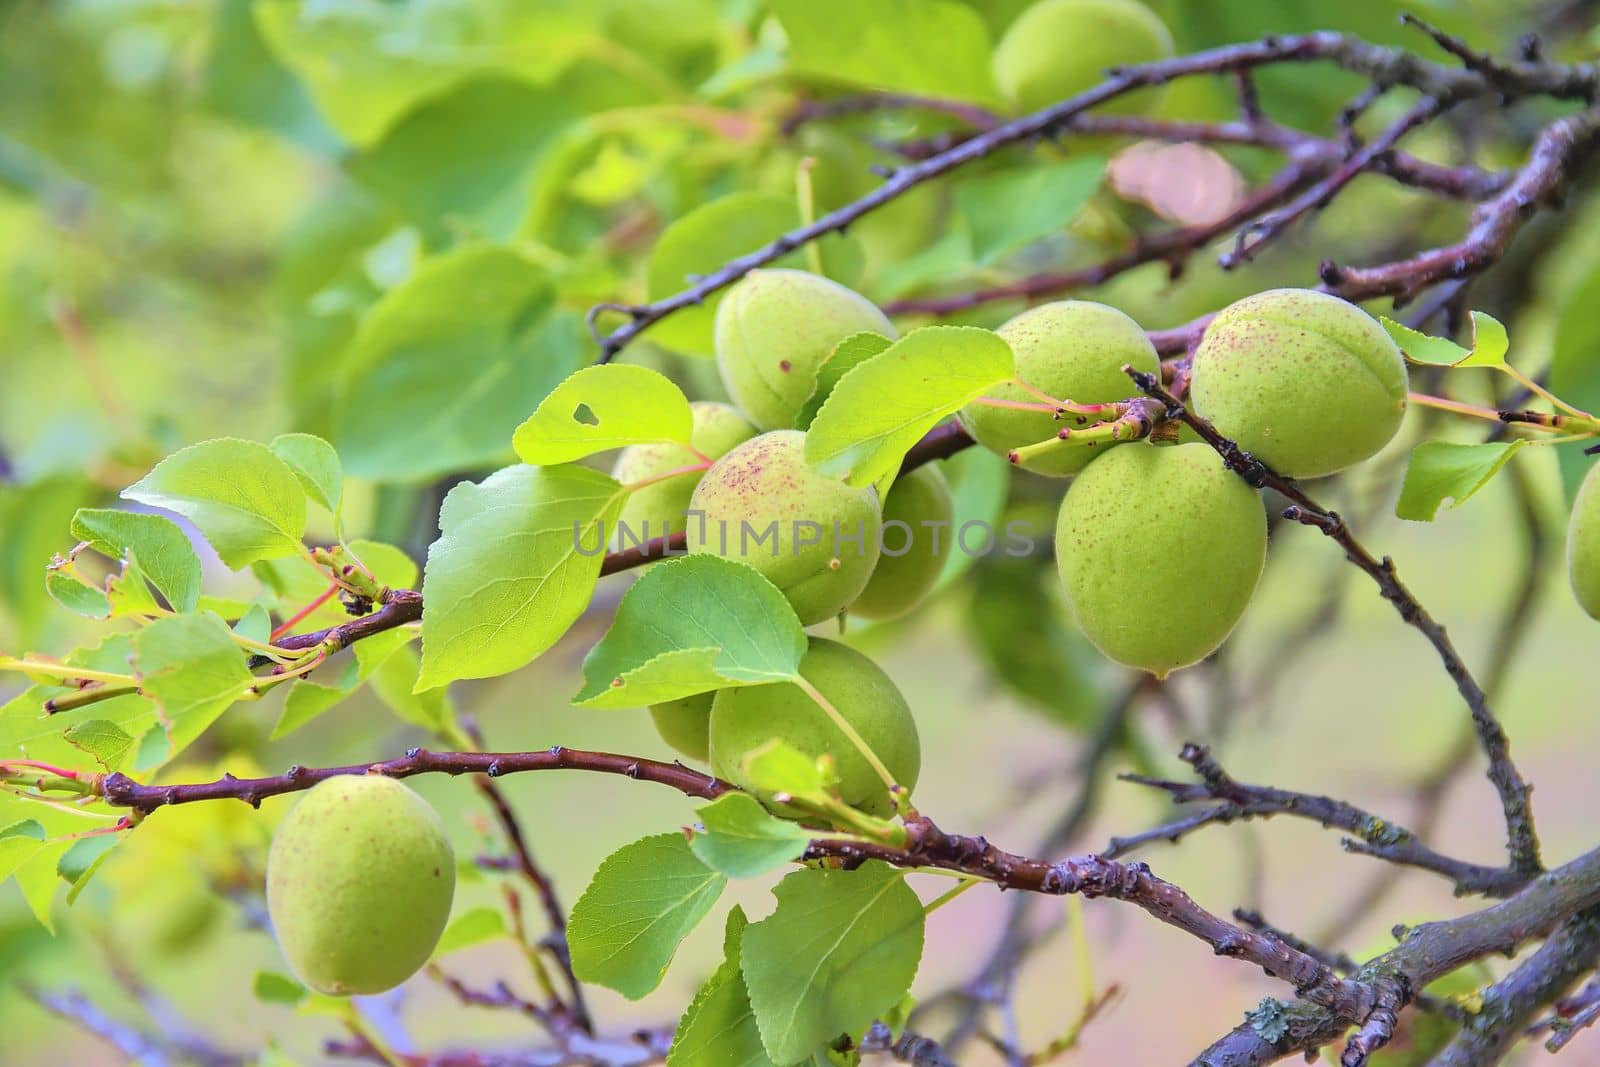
(272, 658, 361, 740)
(568, 833, 727, 1000)
(252, 0, 596, 146)
(335, 244, 585, 482)
(644, 192, 859, 356)
(806, 327, 1015, 487)
(933, 446, 1011, 589)
(669, 908, 777, 1067)
(121, 440, 308, 570)
(690, 794, 810, 878)
(270, 433, 343, 516)
(956, 157, 1107, 265)
(794, 332, 894, 431)
(738, 741, 837, 807)
(772, 0, 999, 104)
(417, 464, 624, 689)
(1381, 311, 1508, 368)
(58, 834, 120, 902)
(1396, 441, 1528, 521)
(434, 905, 508, 957)
(44, 566, 110, 619)
(741, 861, 925, 1064)
(574, 557, 806, 708)
(253, 971, 308, 1006)
(61, 720, 135, 772)
(513, 365, 694, 465)
(349, 77, 575, 236)
(363, 636, 454, 732)
(131, 613, 254, 757)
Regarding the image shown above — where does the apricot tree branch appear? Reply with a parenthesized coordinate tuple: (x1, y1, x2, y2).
(1110, 743, 1526, 896)
(588, 32, 1594, 362)
(1125, 368, 1542, 878)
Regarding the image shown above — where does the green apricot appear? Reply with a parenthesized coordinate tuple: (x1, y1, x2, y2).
(266, 775, 455, 996)
(686, 429, 881, 625)
(709, 637, 920, 816)
(1055, 442, 1266, 677)
(852, 466, 953, 620)
(958, 300, 1160, 477)
(1190, 289, 1409, 479)
(612, 402, 757, 545)
(714, 269, 896, 431)
(649, 692, 713, 762)
(1567, 462, 1600, 620)
(993, 0, 1175, 115)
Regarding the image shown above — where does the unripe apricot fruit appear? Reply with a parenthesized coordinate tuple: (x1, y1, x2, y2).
(1055, 442, 1266, 676)
(1568, 462, 1600, 620)
(852, 466, 953, 620)
(686, 430, 881, 625)
(1190, 289, 1409, 479)
(715, 269, 895, 431)
(612, 402, 756, 544)
(994, 0, 1175, 115)
(710, 637, 920, 816)
(959, 300, 1161, 477)
(266, 775, 454, 996)
(649, 692, 713, 762)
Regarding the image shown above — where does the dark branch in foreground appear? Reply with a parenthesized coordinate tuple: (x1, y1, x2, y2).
(1125, 368, 1543, 878)
(1111, 743, 1528, 897)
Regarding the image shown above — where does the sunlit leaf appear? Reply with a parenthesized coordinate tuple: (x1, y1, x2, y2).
(806, 327, 1014, 487)
(417, 464, 624, 689)
(568, 833, 726, 1000)
(1396, 441, 1528, 521)
(122, 440, 307, 570)
(772, 0, 999, 103)
(513, 365, 694, 465)
(574, 557, 805, 708)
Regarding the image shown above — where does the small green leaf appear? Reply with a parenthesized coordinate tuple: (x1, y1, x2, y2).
(669, 908, 776, 1067)
(273, 678, 353, 739)
(690, 794, 810, 878)
(568, 833, 727, 1000)
(956, 157, 1107, 265)
(513, 365, 694, 465)
(574, 557, 805, 708)
(1397, 441, 1528, 522)
(739, 741, 836, 807)
(434, 906, 507, 957)
(741, 861, 925, 1064)
(794, 332, 894, 431)
(417, 464, 625, 690)
(1381, 311, 1508, 369)
(58, 834, 120, 902)
(253, 971, 308, 1006)
(234, 603, 274, 646)
(45, 566, 110, 619)
(772, 0, 999, 104)
(61, 720, 135, 772)
(271, 433, 344, 516)
(121, 439, 307, 570)
(132, 613, 254, 758)
(806, 326, 1014, 487)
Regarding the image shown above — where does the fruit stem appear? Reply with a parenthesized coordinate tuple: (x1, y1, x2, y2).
(971, 396, 1069, 414)
(42, 684, 139, 715)
(1406, 391, 1507, 422)
(1008, 377, 1124, 416)
(0, 658, 137, 687)
(1498, 364, 1595, 419)
(621, 461, 712, 493)
(1007, 418, 1138, 464)
(270, 582, 342, 641)
(792, 675, 900, 796)
(923, 875, 983, 915)
(796, 156, 825, 276)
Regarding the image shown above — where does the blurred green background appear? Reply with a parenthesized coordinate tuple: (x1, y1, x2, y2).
(3, 0, 1598, 1062)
